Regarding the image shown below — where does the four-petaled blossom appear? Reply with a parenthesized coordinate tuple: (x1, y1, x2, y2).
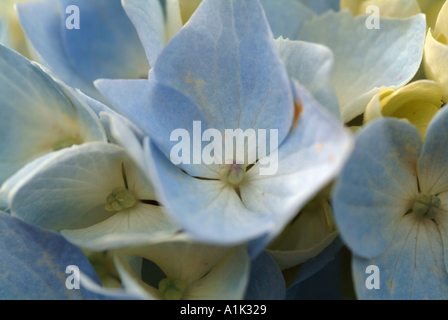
(96, 0, 352, 246)
(333, 106, 448, 299)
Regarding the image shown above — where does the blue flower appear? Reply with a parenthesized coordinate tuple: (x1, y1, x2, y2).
(96, 0, 352, 246)
(333, 106, 448, 299)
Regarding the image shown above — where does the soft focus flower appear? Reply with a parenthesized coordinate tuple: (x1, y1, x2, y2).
(0, 44, 105, 186)
(333, 106, 448, 299)
(364, 80, 443, 139)
(102, 235, 250, 300)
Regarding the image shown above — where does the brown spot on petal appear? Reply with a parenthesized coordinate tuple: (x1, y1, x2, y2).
(291, 99, 303, 131)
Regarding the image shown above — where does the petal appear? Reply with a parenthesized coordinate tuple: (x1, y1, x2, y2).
(61, 203, 179, 251)
(267, 197, 338, 270)
(275, 37, 340, 118)
(121, 0, 165, 68)
(417, 105, 448, 194)
(0, 212, 99, 300)
(184, 247, 250, 300)
(364, 80, 443, 139)
(333, 118, 421, 259)
(423, 29, 448, 101)
(58, 0, 149, 81)
(259, 0, 314, 39)
(240, 83, 352, 245)
(146, 141, 277, 244)
(418, 0, 445, 29)
(6, 143, 130, 231)
(296, 11, 426, 122)
(16, 0, 99, 99)
(148, 0, 294, 142)
(352, 214, 448, 300)
(341, 0, 421, 18)
(117, 236, 238, 288)
(244, 251, 286, 300)
(298, 0, 340, 14)
(0, 44, 105, 184)
(289, 236, 344, 287)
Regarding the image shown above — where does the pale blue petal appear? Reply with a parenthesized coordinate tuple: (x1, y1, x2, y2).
(332, 118, 421, 259)
(352, 214, 448, 300)
(121, 0, 165, 68)
(146, 140, 276, 244)
(275, 38, 340, 118)
(61, 203, 179, 251)
(417, 106, 448, 195)
(244, 251, 286, 300)
(296, 11, 426, 122)
(16, 0, 99, 99)
(240, 83, 352, 244)
(95, 76, 215, 178)
(77, 90, 145, 145)
(7, 143, 129, 231)
(298, 0, 340, 14)
(59, 0, 149, 81)
(149, 0, 293, 142)
(0, 44, 105, 184)
(259, 0, 314, 39)
(0, 212, 99, 300)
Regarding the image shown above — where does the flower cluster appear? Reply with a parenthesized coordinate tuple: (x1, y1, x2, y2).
(0, 0, 446, 300)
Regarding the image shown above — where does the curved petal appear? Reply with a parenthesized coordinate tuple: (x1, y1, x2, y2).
(59, 0, 149, 82)
(16, 0, 98, 99)
(121, 0, 165, 68)
(296, 11, 426, 122)
(0, 44, 105, 184)
(0, 212, 99, 300)
(259, 0, 314, 40)
(332, 118, 421, 259)
(61, 203, 179, 251)
(150, 0, 293, 143)
(423, 29, 448, 101)
(275, 37, 340, 118)
(417, 105, 448, 194)
(289, 236, 344, 287)
(184, 247, 250, 300)
(7, 143, 130, 231)
(266, 198, 338, 270)
(352, 214, 448, 300)
(244, 251, 286, 300)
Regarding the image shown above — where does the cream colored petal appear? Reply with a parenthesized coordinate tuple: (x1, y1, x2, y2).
(424, 29, 448, 101)
(341, 0, 421, 18)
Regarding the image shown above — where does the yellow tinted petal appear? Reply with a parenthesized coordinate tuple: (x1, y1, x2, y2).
(341, 0, 420, 18)
(424, 30, 448, 101)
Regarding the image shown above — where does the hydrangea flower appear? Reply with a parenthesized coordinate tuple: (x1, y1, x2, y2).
(0, 44, 105, 186)
(107, 236, 251, 300)
(332, 106, 448, 299)
(96, 0, 352, 246)
(1, 139, 180, 251)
